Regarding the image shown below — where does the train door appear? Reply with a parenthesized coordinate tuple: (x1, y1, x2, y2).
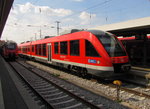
(47, 43, 52, 63)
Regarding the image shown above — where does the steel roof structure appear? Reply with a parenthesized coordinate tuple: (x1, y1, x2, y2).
(93, 17, 150, 36)
(0, 0, 14, 38)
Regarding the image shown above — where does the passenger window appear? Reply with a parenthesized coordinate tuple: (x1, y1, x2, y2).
(23, 46, 27, 53)
(60, 41, 68, 55)
(32, 45, 34, 52)
(28, 46, 30, 52)
(70, 40, 80, 56)
(35, 45, 38, 55)
(39, 44, 41, 55)
(85, 40, 100, 57)
(42, 44, 46, 56)
(54, 42, 59, 54)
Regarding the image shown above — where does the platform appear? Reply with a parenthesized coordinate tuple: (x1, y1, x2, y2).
(131, 66, 150, 79)
(0, 55, 28, 109)
(125, 66, 150, 87)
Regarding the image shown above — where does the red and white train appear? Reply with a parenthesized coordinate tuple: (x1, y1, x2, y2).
(18, 30, 131, 78)
(2, 41, 18, 60)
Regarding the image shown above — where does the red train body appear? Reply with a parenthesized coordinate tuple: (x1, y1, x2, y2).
(2, 41, 18, 60)
(118, 36, 150, 41)
(18, 30, 130, 78)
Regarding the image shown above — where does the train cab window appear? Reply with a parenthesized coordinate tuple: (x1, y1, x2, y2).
(96, 33, 126, 57)
(32, 45, 34, 52)
(6, 43, 17, 50)
(54, 42, 59, 54)
(42, 44, 46, 56)
(70, 40, 80, 56)
(60, 41, 68, 55)
(85, 40, 100, 57)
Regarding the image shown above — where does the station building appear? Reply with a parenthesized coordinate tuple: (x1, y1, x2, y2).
(92, 17, 150, 66)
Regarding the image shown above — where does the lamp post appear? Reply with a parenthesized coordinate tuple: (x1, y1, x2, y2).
(27, 25, 43, 39)
(35, 33, 37, 40)
(55, 21, 61, 35)
(27, 24, 60, 39)
(40, 26, 41, 38)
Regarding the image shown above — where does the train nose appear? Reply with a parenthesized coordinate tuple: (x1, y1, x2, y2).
(111, 56, 129, 63)
(9, 53, 15, 57)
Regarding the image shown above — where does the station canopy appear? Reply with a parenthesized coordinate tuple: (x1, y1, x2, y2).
(92, 17, 150, 36)
(0, 0, 14, 38)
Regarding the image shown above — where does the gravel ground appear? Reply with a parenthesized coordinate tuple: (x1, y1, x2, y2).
(26, 61, 150, 109)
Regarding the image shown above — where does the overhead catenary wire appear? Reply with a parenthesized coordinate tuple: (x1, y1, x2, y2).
(9, 0, 113, 28)
(54, 0, 113, 31)
(56, 0, 113, 22)
(6, 0, 115, 40)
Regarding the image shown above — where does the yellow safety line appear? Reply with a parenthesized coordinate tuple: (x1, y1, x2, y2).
(132, 66, 150, 71)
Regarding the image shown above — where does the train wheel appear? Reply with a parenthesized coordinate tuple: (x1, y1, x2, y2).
(81, 68, 88, 77)
(67, 65, 71, 71)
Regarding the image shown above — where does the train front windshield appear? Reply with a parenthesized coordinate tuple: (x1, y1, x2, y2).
(96, 32, 126, 57)
(7, 43, 17, 50)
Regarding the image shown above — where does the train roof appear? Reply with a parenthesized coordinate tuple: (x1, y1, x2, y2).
(60, 29, 82, 35)
(5, 40, 17, 44)
(60, 29, 109, 36)
(18, 30, 109, 46)
(86, 30, 112, 36)
(19, 41, 31, 46)
(118, 37, 135, 40)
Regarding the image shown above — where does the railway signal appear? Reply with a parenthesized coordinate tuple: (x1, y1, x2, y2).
(113, 80, 122, 101)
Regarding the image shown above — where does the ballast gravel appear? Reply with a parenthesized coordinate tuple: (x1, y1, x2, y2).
(26, 61, 150, 109)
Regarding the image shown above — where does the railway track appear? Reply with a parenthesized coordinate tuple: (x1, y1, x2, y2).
(24, 60, 150, 109)
(9, 61, 103, 109)
(108, 83, 150, 99)
(27, 59, 150, 100)
(92, 76, 150, 100)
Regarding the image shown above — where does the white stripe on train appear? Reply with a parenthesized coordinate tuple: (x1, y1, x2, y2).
(19, 53, 114, 71)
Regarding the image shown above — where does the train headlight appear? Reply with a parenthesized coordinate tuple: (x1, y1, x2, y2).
(120, 58, 124, 62)
(97, 60, 100, 64)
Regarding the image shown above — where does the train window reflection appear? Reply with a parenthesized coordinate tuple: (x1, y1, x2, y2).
(54, 42, 59, 54)
(7, 44, 16, 50)
(60, 41, 68, 55)
(96, 33, 126, 57)
(42, 44, 46, 56)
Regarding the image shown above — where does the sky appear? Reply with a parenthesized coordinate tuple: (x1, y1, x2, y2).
(1, 0, 150, 44)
